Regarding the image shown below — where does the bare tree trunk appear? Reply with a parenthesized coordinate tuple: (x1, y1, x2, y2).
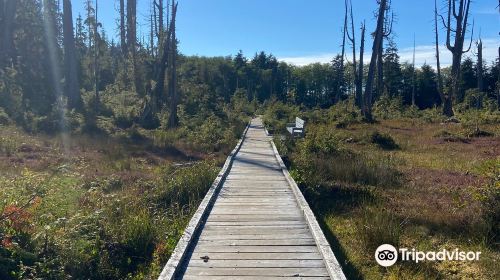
(376, 38, 383, 98)
(336, 0, 348, 104)
(346, 0, 357, 103)
(127, 0, 141, 94)
(63, 0, 82, 109)
(140, 1, 177, 128)
(167, 1, 179, 129)
(434, 0, 445, 105)
(158, 0, 163, 39)
(357, 22, 365, 109)
(412, 34, 416, 106)
(0, 0, 17, 66)
(363, 0, 387, 121)
(443, 0, 474, 116)
(476, 39, 483, 92)
(86, 0, 92, 49)
(120, 0, 126, 54)
(94, 0, 99, 108)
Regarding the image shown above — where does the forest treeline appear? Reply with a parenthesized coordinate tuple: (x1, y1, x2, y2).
(0, 0, 499, 136)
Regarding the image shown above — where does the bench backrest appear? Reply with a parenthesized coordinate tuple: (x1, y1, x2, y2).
(295, 117, 305, 129)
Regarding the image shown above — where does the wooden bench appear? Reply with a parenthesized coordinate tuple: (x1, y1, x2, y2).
(286, 117, 305, 137)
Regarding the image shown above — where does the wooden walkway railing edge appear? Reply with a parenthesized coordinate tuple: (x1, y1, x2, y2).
(270, 141, 347, 280)
(158, 121, 251, 280)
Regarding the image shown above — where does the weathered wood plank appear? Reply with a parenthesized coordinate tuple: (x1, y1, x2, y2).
(194, 239, 317, 246)
(187, 259, 326, 268)
(189, 252, 323, 260)
(183, 267, 329, 277)
(183, 276, 329, 280)
(191, 245, 320, 253)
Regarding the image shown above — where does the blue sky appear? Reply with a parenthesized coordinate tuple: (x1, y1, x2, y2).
(73, 0, 499, 66)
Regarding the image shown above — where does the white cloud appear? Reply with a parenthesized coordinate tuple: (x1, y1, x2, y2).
(278, 38, 499, 67)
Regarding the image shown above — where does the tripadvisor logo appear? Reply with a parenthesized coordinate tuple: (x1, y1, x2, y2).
(375, 244, 481, 267)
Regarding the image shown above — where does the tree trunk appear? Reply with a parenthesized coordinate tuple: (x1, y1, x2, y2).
(434, 0, 445, 104)
(476, 39, 483, 92)
(444, 0, 473, 116)
(127, 0, 141, 94)
(63, 0, 82, 110)
(363, 0, 386, 121)
(357, 22, 365, 109)
(94, 0, 99, 108)
(167, 2, 179, 129)
(0, 0, 17, 65)
(412, 34, 416, 106)
(336, 0, 348, 104)
(346, 0, 357, 104)
(376, 38, 383, 98)
(120, 0, 126, 54)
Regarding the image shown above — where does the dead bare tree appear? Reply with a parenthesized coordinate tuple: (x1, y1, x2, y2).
(476, 38, 483, 92)
(376, 1, 393, 99)
(441, 0, 474, 116)
(167, 1, 179, 129)
(94, 0, 99, 107)
(363, 0, 387, 121)
(140, 1, 177, 128)
(412, 34, 416, 106)
(346, 0, 365, 108)
(358, 22, 366, 109)
(119, 0, 126, 54)
(127, 0, 142, 94)
(346, 0, 357, 104)
(336, 0, 348, 103)
(63, 0, 82, 109)
(434, 0, 445, 106)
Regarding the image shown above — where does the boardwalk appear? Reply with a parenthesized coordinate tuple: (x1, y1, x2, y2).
(160, 118, 345, 280)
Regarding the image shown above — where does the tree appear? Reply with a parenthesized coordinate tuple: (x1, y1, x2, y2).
(141, 1, 177, 128)
(0, 0, 17, 66)
(476, 38, 484, 93)
(461, 57, 476, 97)
(363, 0, 387, 121)
(383, 38, 402, 99)
(119, 0, 126, 54)
(336, 0, 348, 103)
(63, 0, 82, 110)
(441, 0, 474, 116)
(416, 64, 440, 109)
(375, 0, 393, 100)
(127, 0, 141, 94)
(434, 0, 445, 112)
(167, 1, 179, 129)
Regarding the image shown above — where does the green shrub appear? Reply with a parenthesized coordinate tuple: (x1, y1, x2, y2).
(369, 131, 399, 150)
(262, 100, 300, 133)
(298, 124, 341, 156)
(0, 108, 11, 125)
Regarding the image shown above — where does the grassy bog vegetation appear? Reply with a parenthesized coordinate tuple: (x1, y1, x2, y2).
(0, 95, 252, 279)
(265, 100, 500, 280)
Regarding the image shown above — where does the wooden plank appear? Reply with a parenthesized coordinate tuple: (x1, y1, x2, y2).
(183, 276, 329, 280)
(199, 234, 313, 240)
(187, 259, 326, 268)
(189, 252, 323, 260)
(183, 267, 329, 277)
(191, 245, 320, 253)
(205, 220, 305, 226)
(194, 239, 317, 246)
